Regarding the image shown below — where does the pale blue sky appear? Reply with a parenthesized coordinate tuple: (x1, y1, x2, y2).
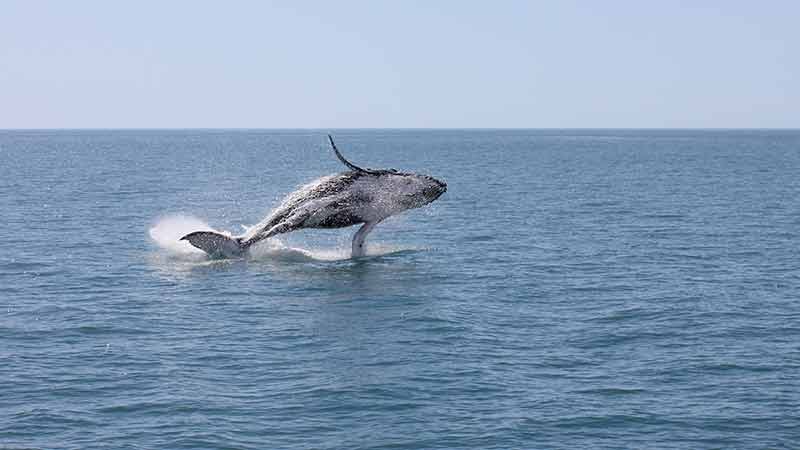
(1, 1, 797, 128)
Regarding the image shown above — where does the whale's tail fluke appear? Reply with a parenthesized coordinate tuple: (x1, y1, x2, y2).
(180, 231, 247, 258)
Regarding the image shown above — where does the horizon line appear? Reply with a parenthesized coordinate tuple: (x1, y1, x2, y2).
(2, 127, 799, 131)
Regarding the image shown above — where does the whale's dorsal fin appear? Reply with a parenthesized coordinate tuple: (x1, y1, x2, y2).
(328, 135, 378, 174)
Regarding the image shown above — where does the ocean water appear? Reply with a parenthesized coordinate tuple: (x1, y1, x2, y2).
(1, 129, 799, 449)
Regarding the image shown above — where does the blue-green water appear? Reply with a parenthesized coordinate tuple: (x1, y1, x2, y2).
(1, 130, 799, 449)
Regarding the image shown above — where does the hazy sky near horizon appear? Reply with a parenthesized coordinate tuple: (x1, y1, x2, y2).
(1, 1, 798, 128)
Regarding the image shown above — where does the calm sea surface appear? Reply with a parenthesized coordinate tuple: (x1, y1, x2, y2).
(1, 129, 799, 449)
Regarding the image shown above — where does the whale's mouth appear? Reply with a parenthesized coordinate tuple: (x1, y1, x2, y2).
(423, 182, 447, 202)
(427, 190, 444, 201)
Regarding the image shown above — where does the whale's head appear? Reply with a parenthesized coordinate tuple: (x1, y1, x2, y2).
(326, 135, 446, 211)
(378, 170, 447, 210)
(416, 173, 448, 206)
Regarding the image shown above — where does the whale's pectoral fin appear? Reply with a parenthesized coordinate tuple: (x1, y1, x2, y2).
(180, 231, 245, 258)
(352, 221, 378, 258)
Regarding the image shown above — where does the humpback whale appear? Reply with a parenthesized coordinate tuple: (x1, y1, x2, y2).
(180, 135, 447, 258)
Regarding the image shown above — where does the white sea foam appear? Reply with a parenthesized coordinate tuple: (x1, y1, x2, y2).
(248, 239, 414, 262)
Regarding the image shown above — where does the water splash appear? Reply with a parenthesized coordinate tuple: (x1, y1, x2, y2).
(148, 215, 219, 257)
(149, 215, 422, 264)
(147, 214, 325, 261)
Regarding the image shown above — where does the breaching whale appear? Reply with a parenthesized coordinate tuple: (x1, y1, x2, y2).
(180, 135, 447, 258)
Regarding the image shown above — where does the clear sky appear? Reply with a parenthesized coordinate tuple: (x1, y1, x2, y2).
(1, 1, 798, 128)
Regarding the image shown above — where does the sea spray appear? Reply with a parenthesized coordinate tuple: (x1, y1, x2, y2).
(148, 215, 222, 256)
